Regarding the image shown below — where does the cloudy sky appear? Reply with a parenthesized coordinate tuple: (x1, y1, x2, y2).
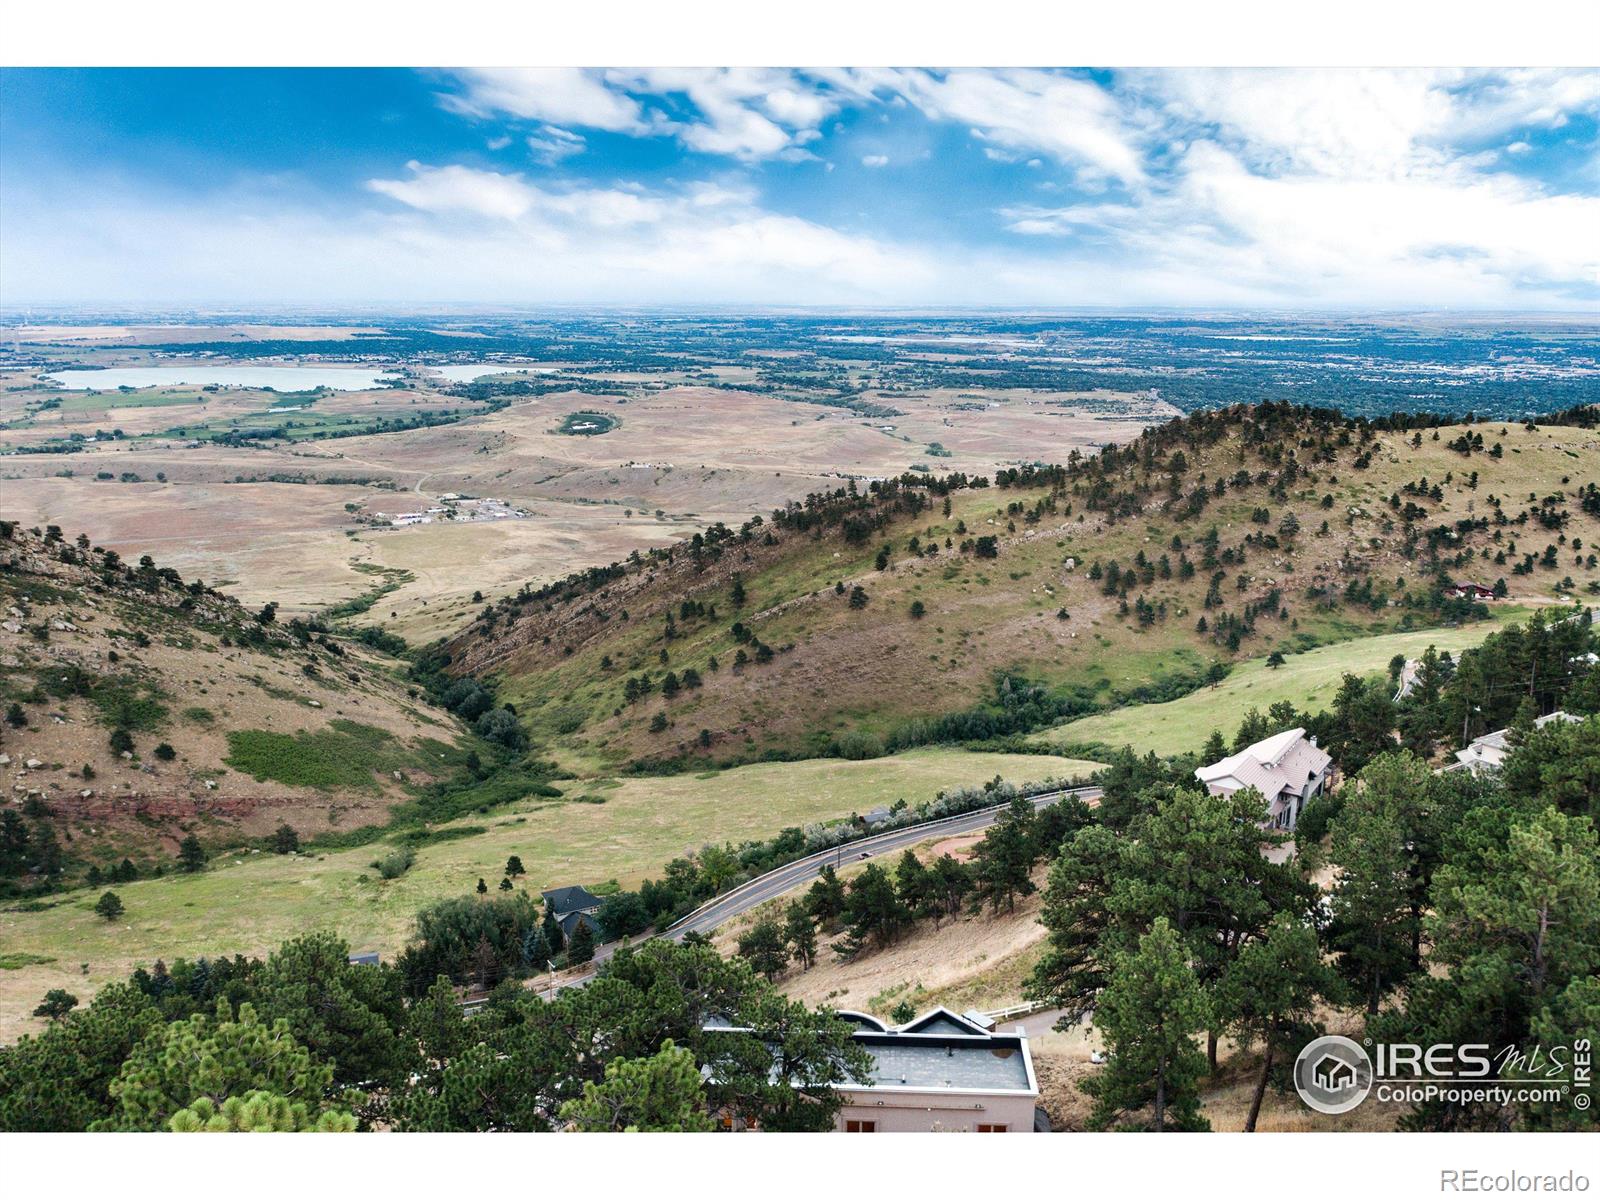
(2, 67, 1597, 309)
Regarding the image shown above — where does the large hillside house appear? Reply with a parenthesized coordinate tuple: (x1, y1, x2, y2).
(1451, 710, 1582, 774)
(1195, 727, 1332, 831)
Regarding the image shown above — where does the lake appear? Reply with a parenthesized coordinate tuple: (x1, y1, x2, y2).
(43, 366, 399, 391)
(427, 363, 556, 383)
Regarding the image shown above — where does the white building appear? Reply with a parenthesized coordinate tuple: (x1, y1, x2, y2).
(832, 1008, 1040, 1133)
(1196, 727, 1332, 831)
(1453, 710, 1582, 774)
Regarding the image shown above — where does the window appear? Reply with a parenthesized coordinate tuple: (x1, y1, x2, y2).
(844, 1119, 877, 1133)
(976, 1123, 1008, 1133)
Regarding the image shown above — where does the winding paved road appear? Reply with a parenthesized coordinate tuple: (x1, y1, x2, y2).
(526, 785, 1099, 997)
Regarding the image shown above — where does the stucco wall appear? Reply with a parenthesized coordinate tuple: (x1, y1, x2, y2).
(835, 1090, 1036, 1132)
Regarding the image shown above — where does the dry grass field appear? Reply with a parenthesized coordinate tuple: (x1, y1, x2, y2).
(2, 364, 1172, 639)
(0, 747, 1092, 1041)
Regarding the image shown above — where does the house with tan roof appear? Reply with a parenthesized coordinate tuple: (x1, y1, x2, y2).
(1195, 727, 1332, 831)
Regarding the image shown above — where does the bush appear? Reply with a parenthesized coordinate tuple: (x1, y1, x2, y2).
(832, 730, 886, 761)
(153, 743, 176, 761)
(373, 847, 415, 880)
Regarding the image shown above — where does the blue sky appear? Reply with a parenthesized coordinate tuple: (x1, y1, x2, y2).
(2, 67, 1597, 308)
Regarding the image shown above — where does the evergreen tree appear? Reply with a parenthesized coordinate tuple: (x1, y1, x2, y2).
(270, 824, 299, 854)
(806, 864, 847, 930)
(783, 900, 817, 970)
(542, 907, 565, 955)
(567, 919, 596, 966)
(968, 795, 1039, 912)
(558, 1040, 714, 1131)
(520, 926, 552, 972)
(505, 855, 526, 877)
(1082, 918, 1211, 1132)
(832, 863, 910, 959)
(737, 916, 790, 981)
(94, 999, 352, 1132)
(32, 989, 79, 1021)
(176, 835, 205, 873)
(1221, 916, 1333, 1131)
(94, 891, 124, 922)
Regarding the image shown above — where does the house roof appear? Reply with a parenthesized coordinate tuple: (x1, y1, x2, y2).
(557, 910, 596, 941)
(1196, 727, 1331, 801)
(704, 1006, 1038, 1097)
(894, 1006, 993, 1037)
(542, 885, 602, 914)
(855, 1036, 1033, 1093)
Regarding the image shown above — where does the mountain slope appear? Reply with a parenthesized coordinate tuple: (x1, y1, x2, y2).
(445, 403, 1600, 769)
(0, 522, 468, 879)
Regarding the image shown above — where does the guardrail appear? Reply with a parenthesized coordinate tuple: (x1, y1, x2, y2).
(662, 784, 1098, 935)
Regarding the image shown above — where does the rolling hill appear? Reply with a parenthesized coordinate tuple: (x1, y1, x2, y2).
(444, 403, 1600, 771)
(0, 521, 472, 876)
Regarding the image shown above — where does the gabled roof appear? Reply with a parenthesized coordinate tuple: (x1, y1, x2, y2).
(894, 1006, 992, 1037)
(557, 910, 596, 941)
(542, 885, 602, 914)
(1196, 727, 1330, 800)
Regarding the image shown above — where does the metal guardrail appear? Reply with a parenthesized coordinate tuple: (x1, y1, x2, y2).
(662, 784, 1098, 935)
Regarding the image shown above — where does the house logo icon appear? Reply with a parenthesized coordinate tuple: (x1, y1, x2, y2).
(1294, 1035, 1373, 1115)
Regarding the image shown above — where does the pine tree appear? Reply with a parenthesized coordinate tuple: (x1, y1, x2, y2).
(94, 891, 125, 922)
(567, 919, 596, 965)
(176, 835, 205, 873)
(558, 1040, 714, 1132)
(271, 824, 299, 854)
(783, 900, 817, 970)
(542, 907, 565, 954)
(806, 864, 846, 930)
(1221, 916, 1333, 1131)
(969, 795, 1038, 912)
(505, 855, 525, 877)
(1083, 918, 1211, 1132)
(736, 916, 790, 981)
(476, 877, 488, 895)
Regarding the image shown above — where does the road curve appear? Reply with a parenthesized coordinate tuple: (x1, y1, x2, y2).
(528, 786, 1099, 996)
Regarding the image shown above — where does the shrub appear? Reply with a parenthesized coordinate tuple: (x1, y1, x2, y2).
(373, 847, 415, 880)
(832, 730, 886, 761)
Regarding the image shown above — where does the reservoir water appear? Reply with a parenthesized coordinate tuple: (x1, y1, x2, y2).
(43, 366, 398, 391)
(427, 363, 555, 383)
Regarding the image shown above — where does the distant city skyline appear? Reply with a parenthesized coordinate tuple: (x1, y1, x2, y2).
(2, 67, 1597, 309)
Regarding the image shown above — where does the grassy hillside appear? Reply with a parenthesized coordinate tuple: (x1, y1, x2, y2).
(447, 404, 1600, 770)
(0, 522, 471, 871)
(0, 746, 1095, 1041)
(1033, 612, 1527, 757)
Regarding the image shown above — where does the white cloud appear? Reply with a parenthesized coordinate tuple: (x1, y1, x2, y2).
(526, 125, 585, 165)
(367, 162, 542, 221)
(1001, 137, 1600, 305)
(882, 69, 1146, 186)
(861, 154, 889, 167)
(441, 68, 644, 133)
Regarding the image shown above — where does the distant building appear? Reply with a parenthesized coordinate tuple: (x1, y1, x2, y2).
(1452, 710, 1582, 774)
(346, 951, 380, 967)
(542, 885, 603, 942)
(1196, 727, 1332, 831)
(1446, 581, 1497, 601)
